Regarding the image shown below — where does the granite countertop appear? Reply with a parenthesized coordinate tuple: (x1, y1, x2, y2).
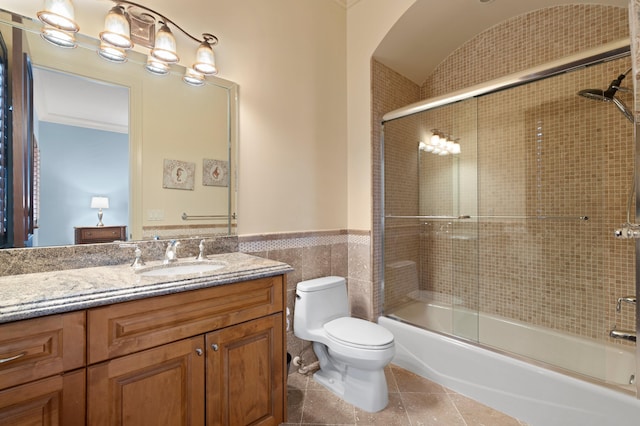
(0, 252, 292, 324)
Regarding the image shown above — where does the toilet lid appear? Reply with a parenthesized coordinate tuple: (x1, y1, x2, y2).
(324, 317, 394, 349)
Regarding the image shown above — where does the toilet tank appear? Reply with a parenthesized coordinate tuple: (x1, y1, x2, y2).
(294, 276, 349, 339)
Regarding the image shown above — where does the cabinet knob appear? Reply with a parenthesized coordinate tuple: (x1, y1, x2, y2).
(195, 348, 203, 356)
(211, 343, 219, 351)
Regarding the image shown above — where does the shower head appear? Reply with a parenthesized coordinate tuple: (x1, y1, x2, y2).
(577, 88, 609, 101)
(577, 68, 634, 123)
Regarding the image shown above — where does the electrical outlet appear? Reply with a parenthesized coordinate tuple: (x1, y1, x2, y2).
(147, 209, 164, 221)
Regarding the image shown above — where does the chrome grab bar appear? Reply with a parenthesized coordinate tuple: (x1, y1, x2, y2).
(182, 212, 237, 221)
(385, 215, 588, 221)
(616, 296, 636, 312)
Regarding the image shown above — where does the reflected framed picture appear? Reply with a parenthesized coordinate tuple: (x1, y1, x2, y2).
(163, 159, 195, 190)
(203, 159, 229, 187)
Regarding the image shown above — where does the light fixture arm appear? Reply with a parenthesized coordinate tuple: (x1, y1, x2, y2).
(110, 0, 218, 46)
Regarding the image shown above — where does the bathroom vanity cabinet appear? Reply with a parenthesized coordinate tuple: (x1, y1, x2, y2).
(0, 275, 287, 426)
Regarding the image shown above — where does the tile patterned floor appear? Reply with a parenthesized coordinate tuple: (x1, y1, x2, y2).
(283, 364, 528, 425)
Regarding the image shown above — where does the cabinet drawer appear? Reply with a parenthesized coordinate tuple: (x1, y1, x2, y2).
(87, 276, 284, 363)
(0, 312, 86, 390)
(75, 226, 126, 244)
(0, 369, 85, 426)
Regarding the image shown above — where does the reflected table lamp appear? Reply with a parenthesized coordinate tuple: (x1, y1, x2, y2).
(91, 196, 110, 227)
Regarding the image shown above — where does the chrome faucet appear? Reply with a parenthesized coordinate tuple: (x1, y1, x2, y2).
(164, 240, 180, 264)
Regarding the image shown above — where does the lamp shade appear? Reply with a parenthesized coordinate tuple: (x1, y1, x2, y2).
(151, 23, 179, 63)
(145, 55, 170, 76)
(41, 26, 77, 48)
(90, 196, 109, 209)
(183, 68, 204, 86)
(97, 42, 128, 63)
(100, 6, 133, 49)
(37, 0, 79, 32)
(193, 42, 217, 75)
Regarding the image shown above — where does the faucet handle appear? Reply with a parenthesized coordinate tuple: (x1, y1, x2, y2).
(616, 296, 636, 312)
(132, 246, 146, 268)
(196, 239, 207, 261)
(120, 243, 145, 268)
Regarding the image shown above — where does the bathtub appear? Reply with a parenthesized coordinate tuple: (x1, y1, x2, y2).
(380, 301, 640, 426)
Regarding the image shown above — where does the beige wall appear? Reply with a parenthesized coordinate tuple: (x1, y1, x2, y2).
(6, 0, 353, 236)
(346, 0, 415, 230)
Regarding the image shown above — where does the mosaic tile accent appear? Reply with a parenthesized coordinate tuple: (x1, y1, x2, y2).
(238, 232, 368, 253)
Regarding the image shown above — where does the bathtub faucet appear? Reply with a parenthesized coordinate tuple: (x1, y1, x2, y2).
(609, 326, 636, 342)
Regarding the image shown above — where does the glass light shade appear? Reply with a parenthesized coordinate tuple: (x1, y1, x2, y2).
(430, 134, 440, 145)
(90, 197, 109, 209)
(37, 0, 79, 32)
(193, 42, 217, 75)
(97, 42, 128, 63)
(183, 68, 205, 87)
(41, 26, 76, 48)
(100, 6, 133, 49)
(145, 56, 169, 76)
(451, 143, 461, 155)
(151, 23, 179, 63)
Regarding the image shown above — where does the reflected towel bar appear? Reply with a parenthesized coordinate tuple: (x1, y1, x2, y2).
(182, 212, 237, 221)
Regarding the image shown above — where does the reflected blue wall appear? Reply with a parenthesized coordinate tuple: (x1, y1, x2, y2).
(37, 122, 128, 246)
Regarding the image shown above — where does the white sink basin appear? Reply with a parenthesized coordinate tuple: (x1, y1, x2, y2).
(137, 262, 226, 277)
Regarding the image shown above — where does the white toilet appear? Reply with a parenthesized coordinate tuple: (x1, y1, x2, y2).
(293, 276, 395, 412)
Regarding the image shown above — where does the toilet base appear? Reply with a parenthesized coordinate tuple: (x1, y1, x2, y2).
(312, 360, 389, 413)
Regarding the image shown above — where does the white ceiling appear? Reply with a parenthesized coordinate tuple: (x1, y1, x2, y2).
(32, 67, 129, 134)
(374, 0, 629, 85)
(3, 0, 631, 128)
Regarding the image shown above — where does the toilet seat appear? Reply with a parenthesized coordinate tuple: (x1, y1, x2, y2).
(324, 317, 394, 350)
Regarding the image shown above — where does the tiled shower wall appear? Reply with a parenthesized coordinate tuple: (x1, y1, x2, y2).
(374, 4, 636, 344)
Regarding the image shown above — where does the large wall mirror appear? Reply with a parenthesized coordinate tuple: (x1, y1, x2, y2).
(0, 7, 237, 249)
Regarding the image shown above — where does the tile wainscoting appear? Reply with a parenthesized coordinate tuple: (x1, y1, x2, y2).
(239, 229, 372, 364)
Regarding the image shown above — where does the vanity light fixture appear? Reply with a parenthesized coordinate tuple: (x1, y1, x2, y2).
(90, 196, 110, 227)
(37, 0, 220, 85)
(100, 6, 133, 50)
(37, 0, 79, 47)
(183, 68, 205, 86)
(420, 130, 461, 156)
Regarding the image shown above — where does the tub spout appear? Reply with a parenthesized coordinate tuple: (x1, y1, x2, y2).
(609, 328, 636, 342)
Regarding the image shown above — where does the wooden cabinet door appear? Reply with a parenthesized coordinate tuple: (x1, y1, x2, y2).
(206, 314, 284, 426)
(0, 369, 85, 426)
(0, 312, 85, 391)
(88, 336, 205, 426)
